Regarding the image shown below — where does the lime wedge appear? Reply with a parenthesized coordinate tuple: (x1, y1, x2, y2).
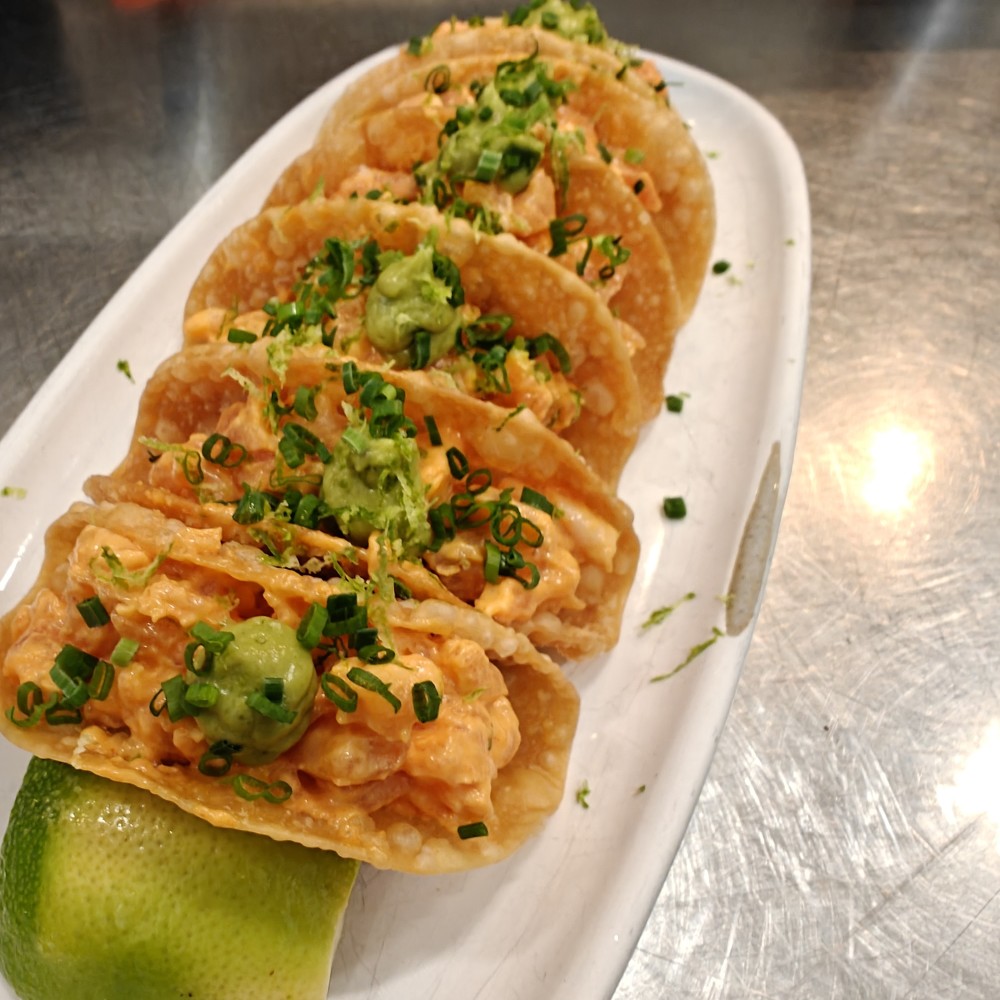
(0, 757, 358, 1000)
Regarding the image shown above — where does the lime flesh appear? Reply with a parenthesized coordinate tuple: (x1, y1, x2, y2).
(0, 758, 358, 1000)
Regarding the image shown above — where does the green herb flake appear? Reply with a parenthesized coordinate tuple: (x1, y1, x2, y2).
(651, 627, 724, 683)
(662, 496, 687, 520)
(641, 591, 695, 630)
(712, 259, 731, 275)
(665, 393, 687, 413)
(116, 359, 135, 382)
(1, 486, 26, 499)
(624, 147, 645, 165)
(635, 784, 647, 795)
(576, 781, 591, 809)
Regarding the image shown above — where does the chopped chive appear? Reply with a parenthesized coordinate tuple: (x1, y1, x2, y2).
(346, 666, 401, 713)
(412, 680, 442, 723)
(320, 673, 358, 712)
(108, 637, 139, 667)
(184, 682, 219, 710)
(87, 661, 115, 701)
(297, 602, 329, 650)
(457, 822, 488, 840)
(662, 496, 687, 520)
(446, 447, 469, 479)
(424, 414, 442, 447)
(76, 596, 110, 628)
(246, 691, 296, 724)
(519, 486, 555, 516)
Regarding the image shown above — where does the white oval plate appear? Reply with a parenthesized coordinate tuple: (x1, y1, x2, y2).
(0, 47, 809, 1000)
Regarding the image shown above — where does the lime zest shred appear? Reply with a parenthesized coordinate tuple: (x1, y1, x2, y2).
(651, 627, 724, 683)
(641, 591, 695, 630)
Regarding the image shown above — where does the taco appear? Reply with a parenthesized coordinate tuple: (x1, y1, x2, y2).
(185, 196, 641, 484)
(265, 57, 680, 419)
(297, 32, 714, 325)
(84, 344, 639, 661)
(0, 499, 579, 874)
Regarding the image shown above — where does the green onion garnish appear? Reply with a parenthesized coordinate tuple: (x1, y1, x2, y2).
(520, 486, 555, 516)
(320, 673, 358, 712)
(457, 822, 488, 840)
(662, 496, 687, 519)
(297, 603, 329, 649)
(425, 64, 450, 94)
(198, 740, 240, 777)
(665, 394, 685, 413)
(191, 622, 235, 654)
(446, 447, 469, 479)
(231, 774, 293, 804)
(412, 680, 442, 723)
(6, 682, 53, 728)
(424, 415, 442, 447)
(227, 328, 257, 344)
(76, 596, 110, 628)
(712, 259, 731, 275)
(346, 666, 401, 713)
(342, 360, 359, 394)
(86, 661, 115, 701)
(201, 433, 248, 468)
(184, 682, 219, 710)
(110, 637, 139, 667)
(246, 691, 296, 724)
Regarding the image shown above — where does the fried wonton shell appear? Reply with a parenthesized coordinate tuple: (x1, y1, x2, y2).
(0, 500, 579, 874)
(87, 344, 639, 661)
(185, 196, 641, 484)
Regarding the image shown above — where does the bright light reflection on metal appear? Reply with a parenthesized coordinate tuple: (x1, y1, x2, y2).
(938, 722, 1000, 842)
(861, 425, 932, 516)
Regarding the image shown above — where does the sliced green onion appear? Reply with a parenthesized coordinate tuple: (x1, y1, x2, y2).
(392, 576, 413, 600)
(44, 703, 83, 726)
(411, 329, 431, 369)
(160, 674, 195, 723)
(548, 213, 587, 257)
(412, 680, 442, 723)
(457, 821, 489, 840)
(190, 622, 236, 654)
(231, 774, 293, 804)
(357, 644, 396, 666)
(346, 667, 401, 713)
(184, 641, 213, 677)
(293, 385, 319, 421)
(446, 447, 469, 479)
(712, 259, 731, 275)
(110, 637, 140, 667)
(425, 64, 450, 94)
(262, 677, 284, 702)
(199, 740, 240, 777)
(321, 673, 358, 712)
(662, 496, 687, 519)
(424, 415, 442, 447)
(87, 661, 115, 701)
(483, 541, 503, 584)
(520, 486, 555, 516)
(341, 360, 359, 394)
(7, 682, 53, 728)
(201, 433, 248, 468)
(665, 394, 685, 413)
(473, 148, 503, 182)
(233, 483, 270, 525)
(76, 596, 110, 628)
(184, 682, 219, 710)
(246, 691, 296, 724)
(297, 603, 329, 649)
(53, 644, 99, 680)
(227, 328, 257, 344)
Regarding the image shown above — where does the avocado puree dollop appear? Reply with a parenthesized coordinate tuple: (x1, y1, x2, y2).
(364, 246, 461, 367)
(321, 415, 431, 558)
(517, 0, 608, 45)
(192, 617, 317, 765)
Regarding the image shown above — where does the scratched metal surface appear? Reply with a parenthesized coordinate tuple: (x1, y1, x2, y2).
(1, 1, 999, 998)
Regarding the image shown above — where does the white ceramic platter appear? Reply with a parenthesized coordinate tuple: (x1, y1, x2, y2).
(0, 47, 809, 1000)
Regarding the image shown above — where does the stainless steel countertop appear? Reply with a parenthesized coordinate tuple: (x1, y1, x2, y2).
(2, 1, 999, 997)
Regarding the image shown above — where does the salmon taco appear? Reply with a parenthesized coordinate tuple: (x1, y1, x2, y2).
(85, 344, 640, 661)
(185, 197, 641, 484)
(0, 500, 579, 873)
(266, 54, 680, 419)
(269, 47, 712, 404)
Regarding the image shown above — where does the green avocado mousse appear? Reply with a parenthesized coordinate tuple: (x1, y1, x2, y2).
(321, 399, 432, 559)
(364, 244, 463, 367)
(187, 617, 319, 766)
